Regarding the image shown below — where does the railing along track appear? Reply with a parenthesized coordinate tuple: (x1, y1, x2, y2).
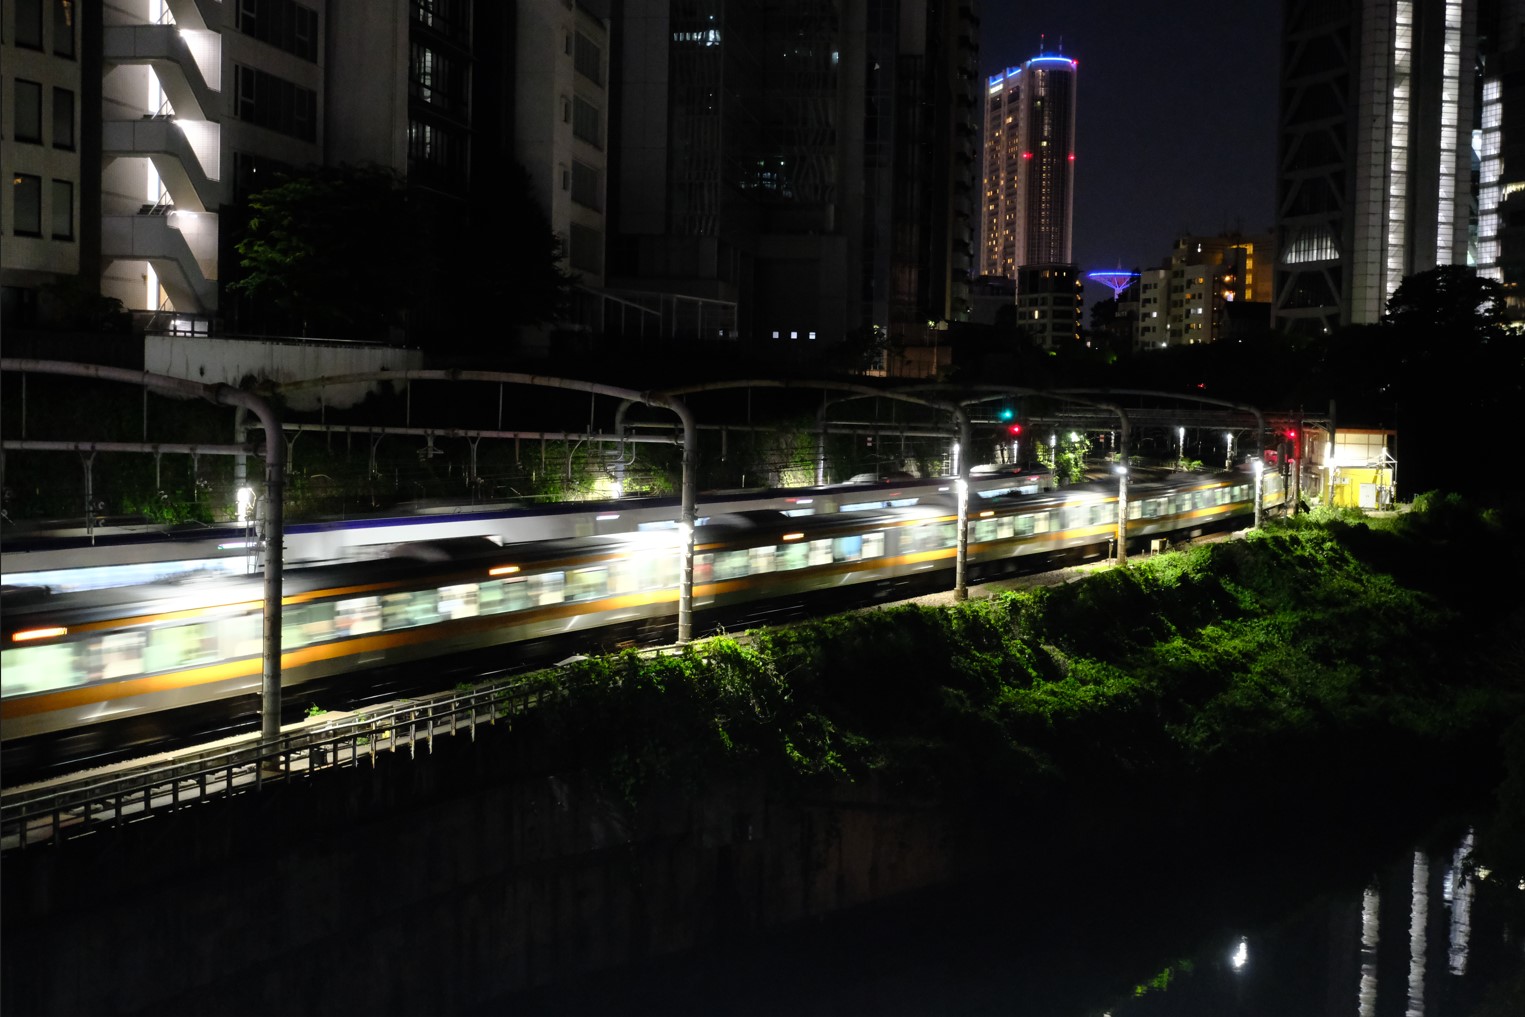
(1, 671, 565, 852)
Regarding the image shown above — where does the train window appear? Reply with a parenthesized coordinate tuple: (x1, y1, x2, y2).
(1141, 498, 1162, 520)
(382, 590, 437, 629)
(222, 613, 261, 659)
(438, 583, 480, 619)
(607, 558, 638, 595)
(1012, 514, 1034, 537)
(748, 545, 777, 574)
(147, 621, 223, 670)
(634, 550, 679, 591)
(972, 518, 997, 543)
(1, 642, 80, 696)
(338, 596, 385, 634)
(1128, 501, 1142, 520)
(1029, 512, 1050, 535)
(776, 541, 808, 571)
(713, 550, 750, 582)
(87, 630, 147, 681)
(863, 532, 884, 558)
(832, 534, 864, 562)
(528, 572, 565, 606)
(479, 576, 529, 614)
(281, 603, 336, 650)
(694, 553, 715, 583)
(565, 567, 609, 602)
(807, 539, 833, 567)
(905, 523, 943, 553)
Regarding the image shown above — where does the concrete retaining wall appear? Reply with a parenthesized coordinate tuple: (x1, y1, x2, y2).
(145, 334, 423, 410)
(1, 728, 963, 1015)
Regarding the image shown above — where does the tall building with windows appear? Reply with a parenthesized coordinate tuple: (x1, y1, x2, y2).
(979, 51, 1077, 279)
(2, 0, 86, 325)
(606, 0, 978, 374)
(1472, 2, 1525, 311)
(979, 50, 1077, 348)
(1274, 0, 1477, 334)
(1134, 233, 1272, 349)
(508, 0, 609, 315)
(2, 0, 328, 329)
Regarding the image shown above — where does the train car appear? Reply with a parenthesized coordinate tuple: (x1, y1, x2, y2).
(0, 470, 1280, 751)
(0, 474, 1031, 594)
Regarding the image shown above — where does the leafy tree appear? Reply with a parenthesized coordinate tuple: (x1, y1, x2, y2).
(231, 164, 411, 339)
(1383, 264, 1505, 338)
(232, 163, 573, 352)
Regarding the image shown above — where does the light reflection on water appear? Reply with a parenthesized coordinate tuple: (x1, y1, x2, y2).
(510, 823, 1524, 1016)
(1106, 826, 1521, 1017)
(1360, 884, 1380, 1017)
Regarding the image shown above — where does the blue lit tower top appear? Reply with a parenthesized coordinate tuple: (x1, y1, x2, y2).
(1087, 269, 1139, 300)
(1015, 51, 1077, 267)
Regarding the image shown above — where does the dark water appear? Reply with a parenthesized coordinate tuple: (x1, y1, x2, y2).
(510, 821, 1525, 1016)
(1100, 827, 1525, 1017)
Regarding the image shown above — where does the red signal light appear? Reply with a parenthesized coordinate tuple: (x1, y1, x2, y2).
(1008, 424, 1023, 436)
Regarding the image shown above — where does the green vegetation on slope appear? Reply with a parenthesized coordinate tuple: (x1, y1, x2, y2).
(526, 496, 1525, 867)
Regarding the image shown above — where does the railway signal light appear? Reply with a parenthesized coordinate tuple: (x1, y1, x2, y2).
(999, 407, 1014, 422)
(1008, 423, 1023, 436)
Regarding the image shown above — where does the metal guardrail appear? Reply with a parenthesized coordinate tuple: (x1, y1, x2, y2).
(0, 672, 565, 853)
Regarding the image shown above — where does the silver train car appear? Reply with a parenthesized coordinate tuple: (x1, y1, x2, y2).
(0, 471, 1049, 593)
(1, 469, 1280, 746)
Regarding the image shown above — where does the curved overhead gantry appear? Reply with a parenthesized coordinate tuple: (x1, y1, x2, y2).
(278, 370, 701, 643)
(2, 358, 288, 742)
(618, 380, 976, 600)
(1054, 388, 1271, 530)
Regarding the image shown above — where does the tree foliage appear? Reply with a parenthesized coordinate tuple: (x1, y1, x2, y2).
(232, 162, 573, 352)
(1383, 264, 1506, 338)
(232, 164, 411, 339)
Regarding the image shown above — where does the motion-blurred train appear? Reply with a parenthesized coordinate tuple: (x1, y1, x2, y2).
(1, 469, 1283, 756)
(0, 470, 1051, 593)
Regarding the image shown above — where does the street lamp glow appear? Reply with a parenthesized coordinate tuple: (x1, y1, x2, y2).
(236, 486, 255, 524)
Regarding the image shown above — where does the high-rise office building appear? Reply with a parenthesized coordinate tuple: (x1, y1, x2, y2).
(1274, 0, 1477, 334)
(3, 0, 608, 346)
(1473, 1, 1525, 310)
(979, 51, 1077, 278)
(607, 0, 979, 375)
(979, 50, 1077, 348)
(1, 0, 335, 328)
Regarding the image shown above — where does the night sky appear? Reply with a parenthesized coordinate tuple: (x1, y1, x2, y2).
(979, 2, 1282, 305)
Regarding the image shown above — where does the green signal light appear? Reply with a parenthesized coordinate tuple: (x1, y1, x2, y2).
(999, 408, 1014, 421)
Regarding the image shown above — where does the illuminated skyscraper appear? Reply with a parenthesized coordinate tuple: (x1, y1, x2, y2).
(979, 51, 1077, 279)
(1274, 0, 1477, 334)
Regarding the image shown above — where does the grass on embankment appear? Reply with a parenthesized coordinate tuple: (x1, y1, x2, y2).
(527, 493, 1525, 870)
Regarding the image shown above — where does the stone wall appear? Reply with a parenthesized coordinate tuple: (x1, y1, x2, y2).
(1, 728, 963, 1015)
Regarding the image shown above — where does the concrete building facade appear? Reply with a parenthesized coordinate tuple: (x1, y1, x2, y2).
(1274, 0, 1478, 334)
(979, 52, 1077, 279)
(1, 0, 329, 328)
(2, 0, 88, 325)
(606, 0, 978, 375)
(978, 50, 1078, 349)
(1134, 233, 1272, 350)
